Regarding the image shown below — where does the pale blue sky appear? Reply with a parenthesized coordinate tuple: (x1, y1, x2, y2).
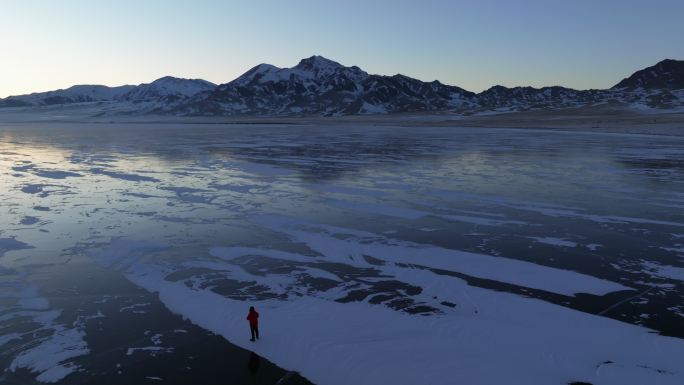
(1, 0, 683, 98)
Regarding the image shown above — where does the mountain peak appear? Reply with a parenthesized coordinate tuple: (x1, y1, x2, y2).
(152, 75, 181, 83)
(116, 76, 216, 101)
(295, 55, 343, 70)
(229, 56, 368, 87)
(230, 63, 281, 86)
(150, 76, 215, 87)
(612, 58, 684, 90)
(251, 63, 279, 73)
(293, 55, 359, 79)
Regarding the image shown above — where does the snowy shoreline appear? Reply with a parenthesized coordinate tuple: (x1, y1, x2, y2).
(1, 105, 684, 137)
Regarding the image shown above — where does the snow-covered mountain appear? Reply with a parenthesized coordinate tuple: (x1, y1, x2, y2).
(166, 56, 684, 115)
(117, 76, 216, 103)
(174, 55, 475, 116)
(0, 77, 215, 108)
(0, 84, 135, 107)
(1, 57, 683, 115)
(472, 59, 684, 112)
(602, 59, 684, 110)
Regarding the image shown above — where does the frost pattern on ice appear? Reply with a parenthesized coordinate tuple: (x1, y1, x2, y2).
(10, 327, 89, 383)
(1, 278, 90, 383)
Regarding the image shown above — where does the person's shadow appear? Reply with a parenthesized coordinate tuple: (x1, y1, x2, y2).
(248, 352, 261, 376)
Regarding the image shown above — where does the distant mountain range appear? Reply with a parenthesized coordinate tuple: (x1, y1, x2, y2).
(1, 56, 683, 116)
(0, 76, 215, 111)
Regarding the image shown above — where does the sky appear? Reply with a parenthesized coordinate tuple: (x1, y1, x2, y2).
(1, 0, 683, 98)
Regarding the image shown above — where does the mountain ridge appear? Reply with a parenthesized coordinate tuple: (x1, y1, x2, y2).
(612, 59, 684, 90)
(1, 57, 683, 115)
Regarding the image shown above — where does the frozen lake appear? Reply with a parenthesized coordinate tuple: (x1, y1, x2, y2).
(1, 123, 683, 385)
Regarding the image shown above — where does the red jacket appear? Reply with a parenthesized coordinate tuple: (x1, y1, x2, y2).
(247, 310, 259, 327)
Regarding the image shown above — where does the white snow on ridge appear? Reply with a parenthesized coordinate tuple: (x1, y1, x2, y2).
(229, 55, 369, 88)
(1, 76, 215, 107)
(4, 84, 135, 105)
(118, 76, 216, 100)
(359, 102, 387, 114)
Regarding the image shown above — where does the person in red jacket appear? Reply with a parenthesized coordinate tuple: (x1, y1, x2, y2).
(247, 306, 259, 341)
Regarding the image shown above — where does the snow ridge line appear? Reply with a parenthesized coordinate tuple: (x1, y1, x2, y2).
(598, 286, 656, 316)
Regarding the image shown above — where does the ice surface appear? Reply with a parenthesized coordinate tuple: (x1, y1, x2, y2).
(2, 124, 684, 384)
(87, 238, 169, 270)
(90, 167, 159, 182)
(0, 237, 32, 256)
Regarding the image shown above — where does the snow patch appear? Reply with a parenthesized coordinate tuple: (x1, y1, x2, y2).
(528, 236, 579, 248)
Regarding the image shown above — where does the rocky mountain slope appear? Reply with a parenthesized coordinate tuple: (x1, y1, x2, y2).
(613, 59, 684, 90)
